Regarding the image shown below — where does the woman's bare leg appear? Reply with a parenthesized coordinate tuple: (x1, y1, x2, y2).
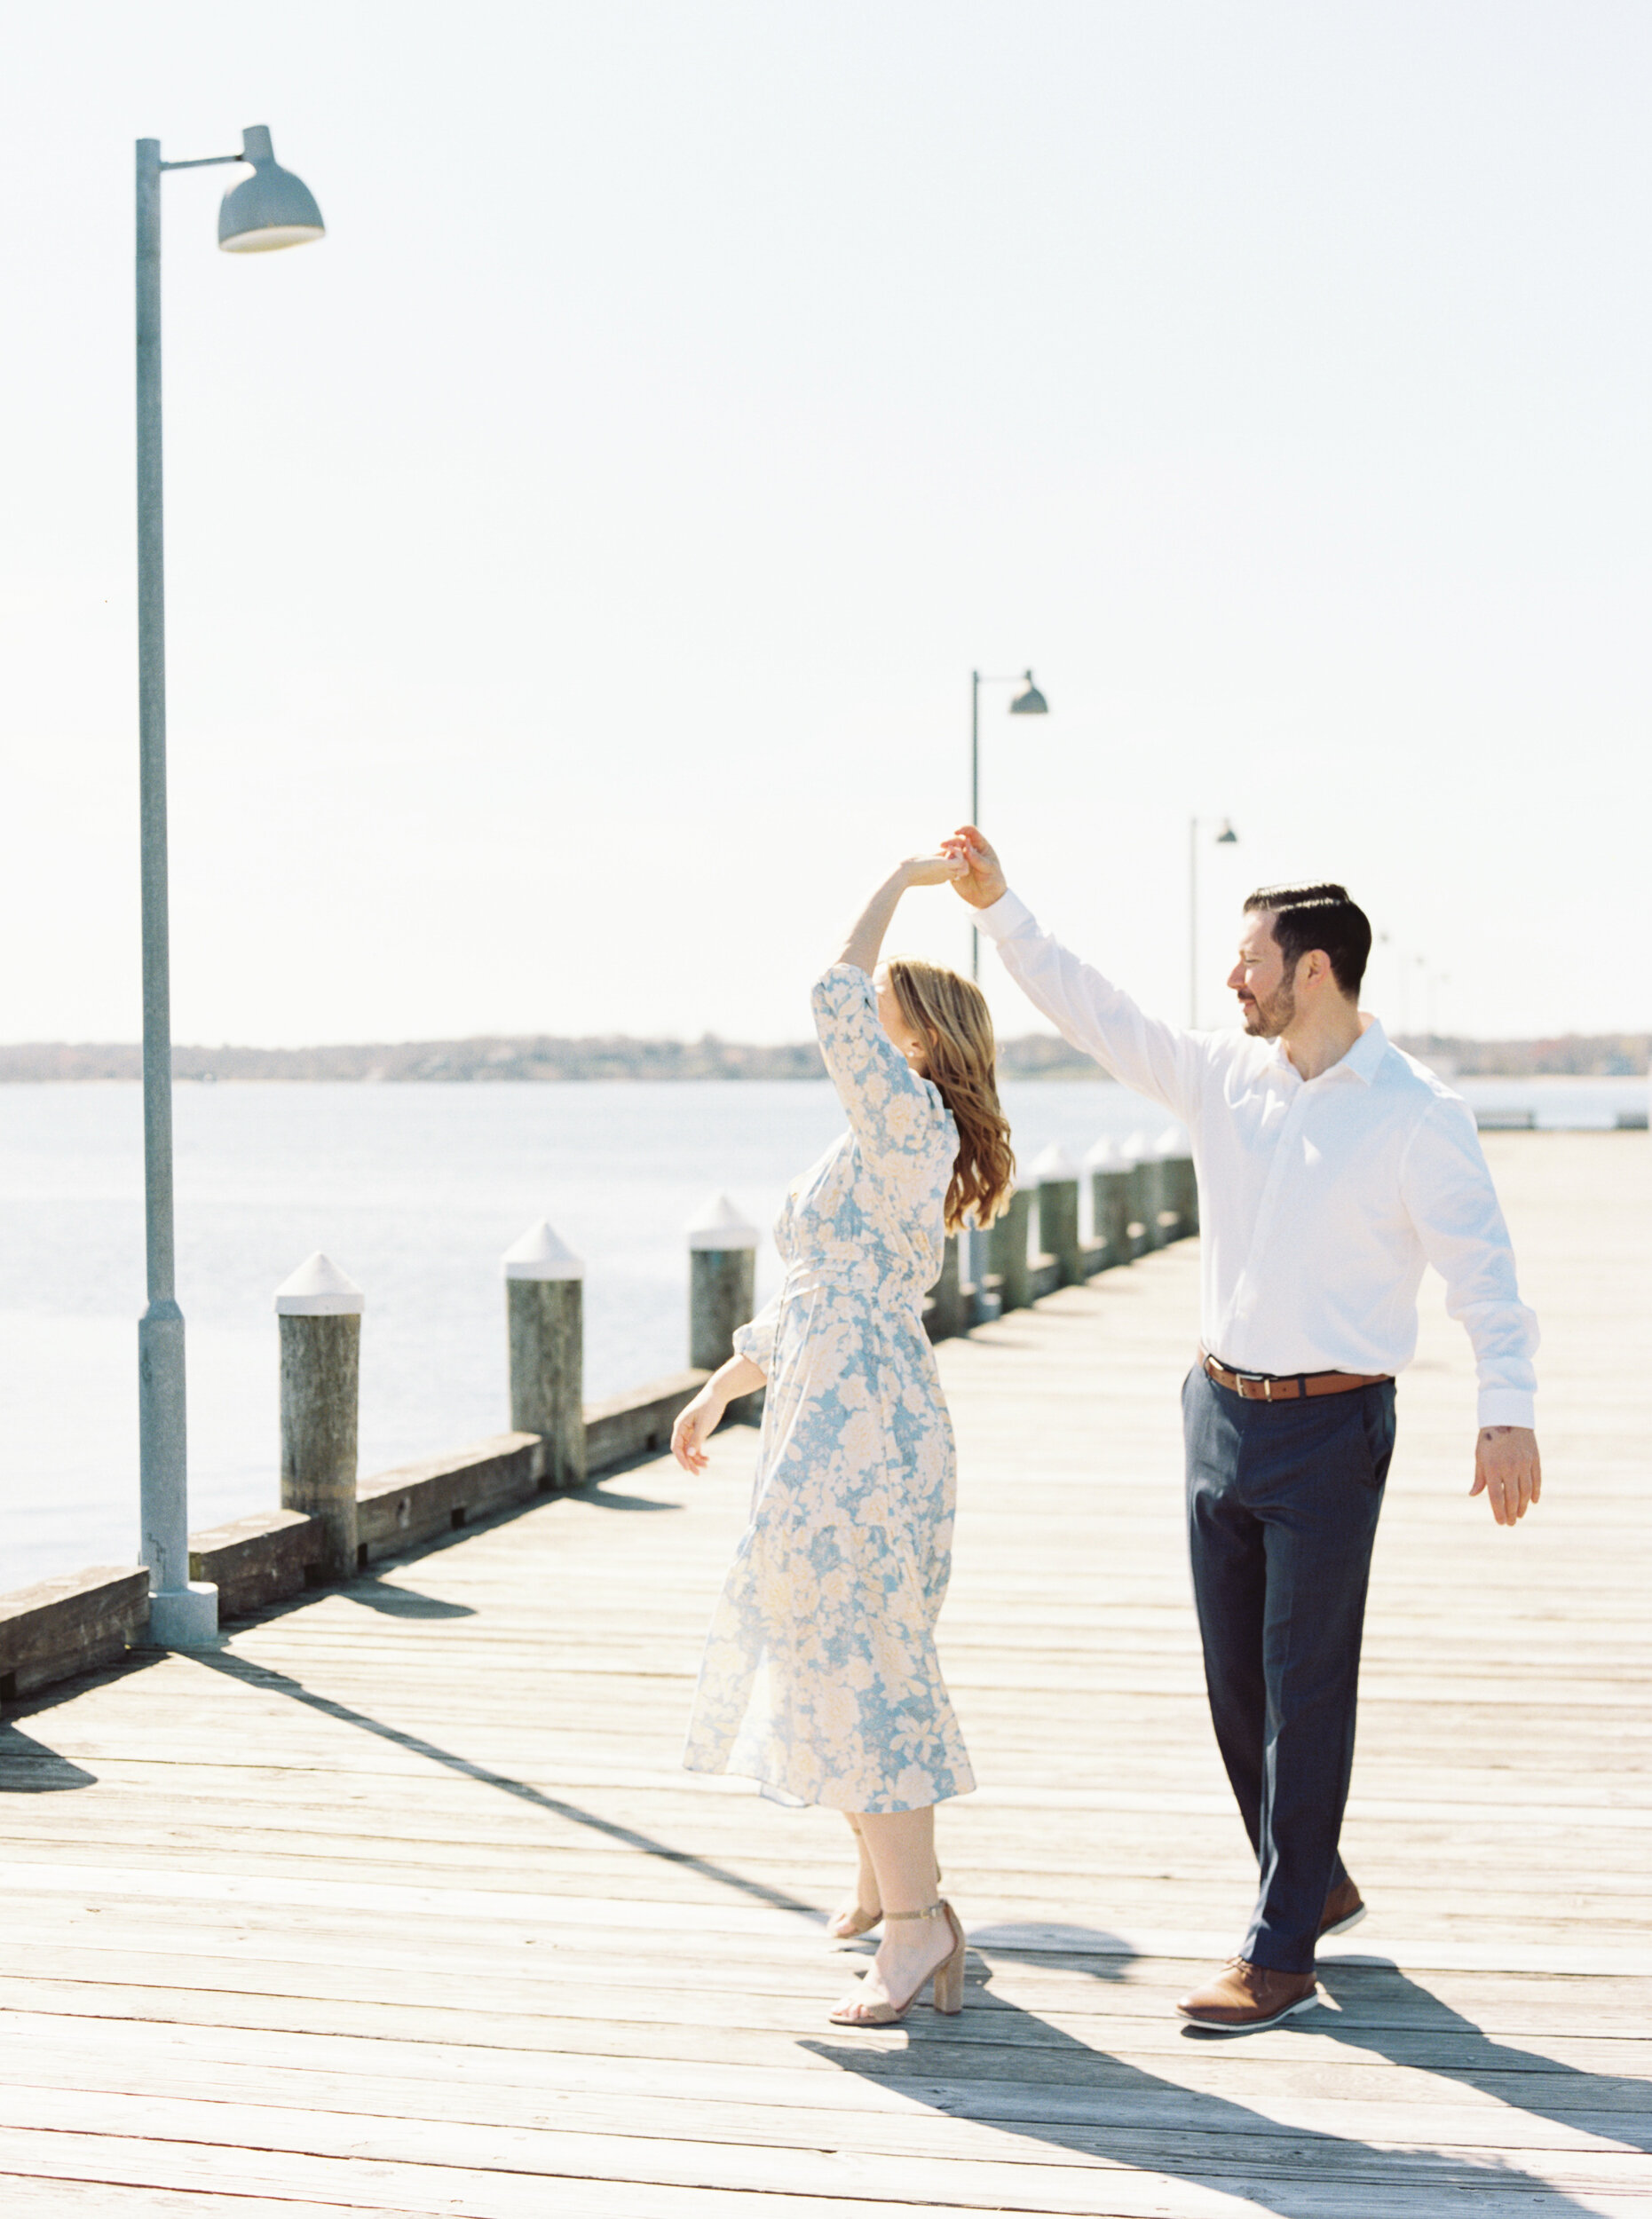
(826, 1815, 882, 1939)
(833, 1806, 955, 2013)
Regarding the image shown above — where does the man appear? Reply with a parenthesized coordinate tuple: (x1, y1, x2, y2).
(943, 826, 1541, 2032)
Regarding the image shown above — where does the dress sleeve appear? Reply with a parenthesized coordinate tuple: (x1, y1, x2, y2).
(810, 963, 950, 1173)
(731, 1292, 781, 1378)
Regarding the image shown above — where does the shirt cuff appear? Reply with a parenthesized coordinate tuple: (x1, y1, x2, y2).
(1477, 1387, 1536, 1429)
(974, 888, 1036, 944)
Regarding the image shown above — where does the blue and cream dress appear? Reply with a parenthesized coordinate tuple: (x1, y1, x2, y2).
(682, 963, 976, 1812)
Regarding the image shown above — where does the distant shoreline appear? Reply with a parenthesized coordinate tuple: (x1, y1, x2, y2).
(2, 1033, 1646, 1083)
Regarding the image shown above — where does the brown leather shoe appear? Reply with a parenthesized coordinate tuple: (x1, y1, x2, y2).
(1176, 1958, 1318, 2031)
(1318, 1875, 1366, 1939)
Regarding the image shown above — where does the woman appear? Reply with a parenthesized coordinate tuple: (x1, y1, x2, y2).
(675, 854, 1014, 2026)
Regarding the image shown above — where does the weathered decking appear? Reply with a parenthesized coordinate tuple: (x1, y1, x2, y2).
(1, 1132, 1648, 2217)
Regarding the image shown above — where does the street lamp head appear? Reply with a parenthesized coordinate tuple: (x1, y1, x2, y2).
(1215, 817, 1238, 844)
(1008, 671, 1048, 715)
(217, 125, 325, 253)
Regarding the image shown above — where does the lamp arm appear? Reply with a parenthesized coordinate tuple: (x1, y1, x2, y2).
(158, 153, 245, 173)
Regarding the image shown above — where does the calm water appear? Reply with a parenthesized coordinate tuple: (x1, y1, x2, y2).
(1, 1071, 1642, 1591)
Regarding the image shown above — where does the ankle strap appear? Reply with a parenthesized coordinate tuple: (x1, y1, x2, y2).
(884, 1902, 943, 1922)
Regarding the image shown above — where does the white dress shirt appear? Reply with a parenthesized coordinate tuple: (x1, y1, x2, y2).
(978, 889, 1538, 1427)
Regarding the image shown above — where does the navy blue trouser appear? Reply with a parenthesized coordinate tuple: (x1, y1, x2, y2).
(1182, 1363, 1397, 1974)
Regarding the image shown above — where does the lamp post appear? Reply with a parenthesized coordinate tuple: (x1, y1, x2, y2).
(1188, 816, 1238, 1027)
(969, 668, 1048, 980)
(135, 125, 325, 1647)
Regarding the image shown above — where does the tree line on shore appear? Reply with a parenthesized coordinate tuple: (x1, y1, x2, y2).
(1, 1031, 1645, 1083)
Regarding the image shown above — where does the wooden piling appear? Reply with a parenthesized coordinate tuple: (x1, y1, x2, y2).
(1085, 1135, 1133, 1272)
(987, 1186, 1034, 1312)
(274, 1252, 363, 1580)
(503, 1220, 587, 1491)
(1032, 1143, 1086, 1287)
(686, 1192, 759, 1370)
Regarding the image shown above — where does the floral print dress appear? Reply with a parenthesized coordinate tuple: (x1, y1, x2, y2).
(682, 963, 976, 1812)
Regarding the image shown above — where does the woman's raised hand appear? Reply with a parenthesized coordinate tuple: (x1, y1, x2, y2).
(836, 853, 968, 974)
(901, 851, 968, 888)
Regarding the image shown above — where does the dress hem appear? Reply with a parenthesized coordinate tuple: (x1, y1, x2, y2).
(682, 1753, 976, 1815)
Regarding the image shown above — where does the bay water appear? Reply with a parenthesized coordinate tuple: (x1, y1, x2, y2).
(1, 1071, 1640, 1591)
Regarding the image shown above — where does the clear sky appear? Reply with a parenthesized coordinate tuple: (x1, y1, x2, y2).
(3, 1, 1647, 1048)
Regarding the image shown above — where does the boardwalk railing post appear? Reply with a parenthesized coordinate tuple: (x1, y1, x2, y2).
(1177, 1148, 1200, 1236)
(1086, 1135, 1133, 1272)
(503, 1220, 587, 1491)
(986, 1184, 1034, 1312)
(1032, 1143, 1085, 1287)
(275, 1253, 364, 1580)
(925, 1233, 968, 1340)
(687, 1193, 759, 1370)
(1122, 1131, 1162, 1258)
(1153, 1130, 1196, 1242)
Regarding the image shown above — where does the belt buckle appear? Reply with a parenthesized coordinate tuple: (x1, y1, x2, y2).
(1237, 1369, 1274, 1402)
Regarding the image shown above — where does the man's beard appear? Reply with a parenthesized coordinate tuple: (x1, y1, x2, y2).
(1241, 977, 1296, 1038)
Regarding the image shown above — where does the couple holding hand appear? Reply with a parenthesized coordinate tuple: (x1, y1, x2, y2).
(673, 830, 1540, 2033)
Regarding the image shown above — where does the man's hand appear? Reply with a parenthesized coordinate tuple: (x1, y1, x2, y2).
(938, 825, 1008, 911)
(1471, 1425, 1541, 1526)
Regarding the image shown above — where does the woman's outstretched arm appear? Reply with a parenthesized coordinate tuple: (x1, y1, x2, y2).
(671, 1352, 765, 1474)
(835, 855, 962, 974)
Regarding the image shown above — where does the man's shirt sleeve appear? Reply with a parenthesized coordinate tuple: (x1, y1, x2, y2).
(976, 889, 1204, 1123)
(1398, 1096, 1539, 1428)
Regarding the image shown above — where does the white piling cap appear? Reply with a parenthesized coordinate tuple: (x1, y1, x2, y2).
(1084, 1134, 1123, 1169)
(686, 1190, 761, 1251)
(1120, 1129, 1150, 1164)
(502, 1220, 585, 1281)
(1030, 1141, 1079, 1183)
(1153, 1125, 1188, 1157)
(274, 1252, 364, 1315)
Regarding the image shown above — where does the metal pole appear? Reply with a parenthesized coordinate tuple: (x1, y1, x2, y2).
(135, 138, 216, 1647)
(1188, 815, 1198, 1029)
(969, 671, 980, 982)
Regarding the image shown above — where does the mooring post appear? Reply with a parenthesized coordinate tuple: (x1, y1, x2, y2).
(987, 1185, 1034, 1312)
(1122, 1131, 1162, 1257)
(1153, 1129, 1195, 1242)
(1085, 1134, 1133, 1271)
(687, 1192, 759, 1370)
(503, 1220, 587, 1490)
(925, 1233, 969, 1340)
(275, 1252, 364, 1580)
(1032, 1142, 1085, 1287)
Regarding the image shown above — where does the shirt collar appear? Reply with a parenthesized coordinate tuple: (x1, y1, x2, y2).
(1271, 1017, 1389, 1088)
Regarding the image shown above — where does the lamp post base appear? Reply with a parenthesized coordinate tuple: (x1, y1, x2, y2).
(147, 1581, 219, 1648)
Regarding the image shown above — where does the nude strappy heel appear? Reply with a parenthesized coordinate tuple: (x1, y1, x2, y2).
(826, 1827, 942, 1941)
(827, 1900, 966, 2026)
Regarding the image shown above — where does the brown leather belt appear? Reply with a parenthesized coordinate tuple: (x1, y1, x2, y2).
(1199, 1347, 1392, 1402)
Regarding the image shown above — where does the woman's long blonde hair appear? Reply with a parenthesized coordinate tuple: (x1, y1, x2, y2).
(886, 958, 1016, 1234)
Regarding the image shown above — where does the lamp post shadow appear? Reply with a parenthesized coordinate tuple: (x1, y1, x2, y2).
(802, 1927, 1647, 2215)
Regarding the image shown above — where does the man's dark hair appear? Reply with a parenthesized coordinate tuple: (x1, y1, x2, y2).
(1244, 882, 1371, 999)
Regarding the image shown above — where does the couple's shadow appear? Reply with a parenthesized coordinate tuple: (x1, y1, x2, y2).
(802, 1924, 1647, 2215)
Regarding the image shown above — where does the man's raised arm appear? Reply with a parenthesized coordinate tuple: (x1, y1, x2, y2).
(941, 825, 1202, 1122)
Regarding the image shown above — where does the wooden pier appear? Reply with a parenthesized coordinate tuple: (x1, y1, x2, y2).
(1, 1132, 1648, 2216)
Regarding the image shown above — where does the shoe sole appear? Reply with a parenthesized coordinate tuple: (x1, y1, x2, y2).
(1177, 1987, 1321, 2035)
(1319, 1903, 1367, 1940)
